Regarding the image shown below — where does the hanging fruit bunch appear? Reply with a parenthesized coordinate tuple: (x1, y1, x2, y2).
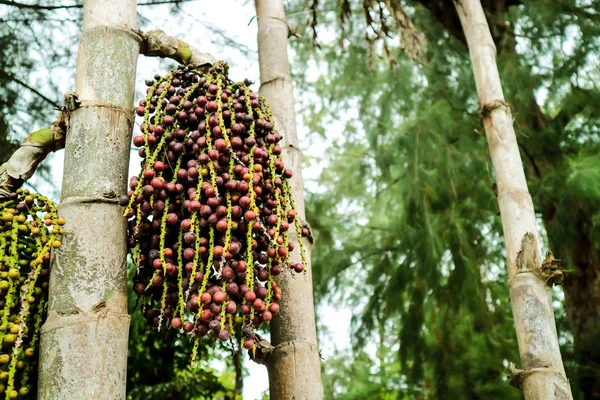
(121, 62, 309, 357)
(0, 190, 63, 399)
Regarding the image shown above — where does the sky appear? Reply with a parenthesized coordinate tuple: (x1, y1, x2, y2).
(21, 1, 353, 398)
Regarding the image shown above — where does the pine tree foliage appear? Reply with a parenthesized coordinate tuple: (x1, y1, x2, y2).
(287, 0, 600, 397)
(0, 2, 79, 180)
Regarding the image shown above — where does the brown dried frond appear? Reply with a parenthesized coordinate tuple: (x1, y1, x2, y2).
(309, 0, 321, 48)
(383, 0, 427, 63)
(304, 0, 426, 65)
(337, 0, 352, 49)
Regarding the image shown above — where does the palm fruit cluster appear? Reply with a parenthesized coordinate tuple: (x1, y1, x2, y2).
(121, 62, 309, 356)
(0, 190, 63, 399)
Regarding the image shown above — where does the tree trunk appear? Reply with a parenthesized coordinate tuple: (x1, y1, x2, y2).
(254, 1, 323, 399)
(543, 206, 600, 399)
(37, 0, 139, 398)
(234, 346, 243, 399)
(453, 0, 571, 399)
(562, 248, 600, 399)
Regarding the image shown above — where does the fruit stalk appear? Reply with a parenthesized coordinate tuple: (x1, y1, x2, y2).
(0, 115, 67, 199)
(139, 29, 216, 68)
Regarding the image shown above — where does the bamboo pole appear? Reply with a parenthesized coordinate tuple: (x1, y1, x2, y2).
(254, 1, 323, 399)
(37, 0, 139, 398)
(454, 0, 572, 398)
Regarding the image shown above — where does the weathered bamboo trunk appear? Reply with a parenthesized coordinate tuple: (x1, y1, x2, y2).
(453, 0, 572, 398)
(254, 1, 323, 399)
(38, 0, 139, 398)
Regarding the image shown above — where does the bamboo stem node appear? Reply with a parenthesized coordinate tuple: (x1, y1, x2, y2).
(509, 233, 565, 288)
(263, 15, 298, 38)
(58, 195, 121, 208)
(260, 74, 289, 87)
(509, 233, 542, 287)
(85, 25, 143, 43)
(508, 363, 570, 393)
(478, 99, 512, 118)
(75, 101, 135, 124)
